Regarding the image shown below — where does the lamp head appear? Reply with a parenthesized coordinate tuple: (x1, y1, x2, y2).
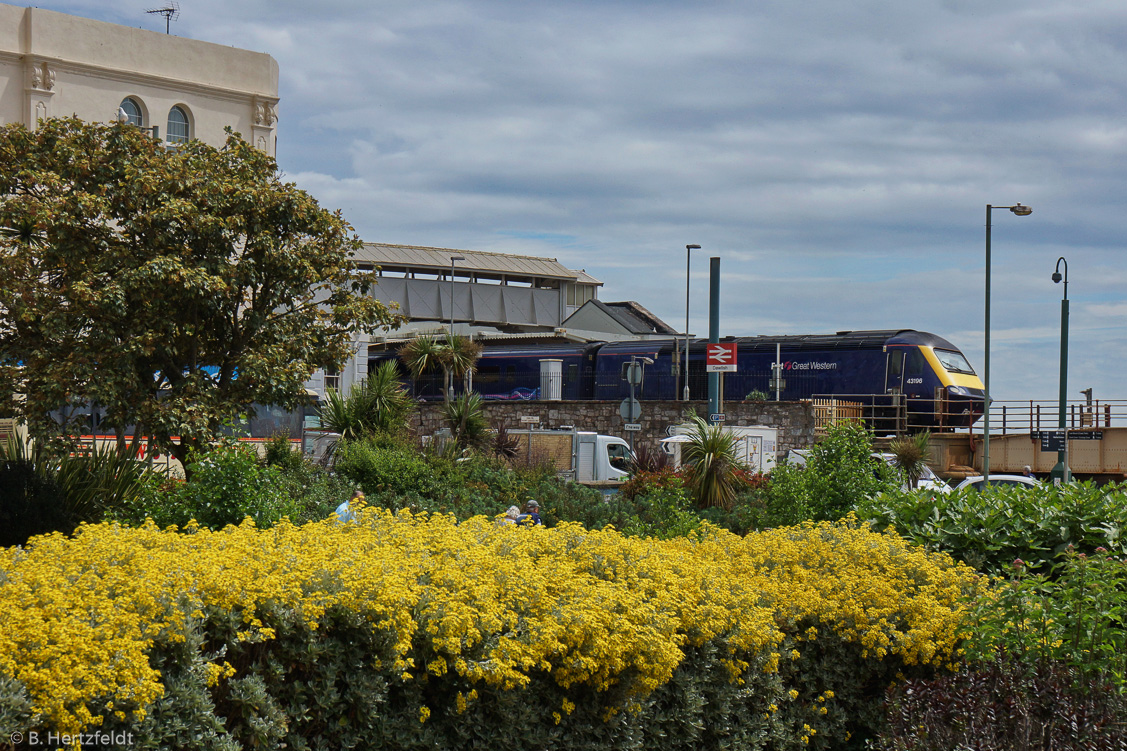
(1052, 270, 1062, 284)
(686, 244, 701, 250)
(451, 255, 465, 262)
(1010, 204, 1032, 216)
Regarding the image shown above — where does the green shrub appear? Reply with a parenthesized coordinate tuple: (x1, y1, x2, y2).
(620, 476, 702, 540)
(768, 422, 896, 522)
(272, 455, 357, 524)
(262, 432, 305, 473)
(855, 481, 1127, 576)
(967, 548, 1127, 687)
(873, 545, 1127, 750)
(333, 434, 450, 501)
(700, 484, 786, 534)
(130, 443, 296, 529)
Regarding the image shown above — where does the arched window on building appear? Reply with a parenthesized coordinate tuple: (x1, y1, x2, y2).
(118, 97, 142, 127)
(167, 105, 190, 145)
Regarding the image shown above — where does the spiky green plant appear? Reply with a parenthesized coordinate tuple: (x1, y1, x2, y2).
(1, 433, 152, 527)
(681, 414, 742, 510)
(317, 361, 414, 440)
(443, 392, 490, 450)
(888, 432, 931, 489)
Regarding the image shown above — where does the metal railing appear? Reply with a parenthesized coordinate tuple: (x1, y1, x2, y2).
(810, 396, 1127, 438)
(984, 400, 1127, 435)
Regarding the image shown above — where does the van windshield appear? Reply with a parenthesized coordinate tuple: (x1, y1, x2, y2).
(934, 349, 975, 375)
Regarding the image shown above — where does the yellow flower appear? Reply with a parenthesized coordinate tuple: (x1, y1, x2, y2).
(0, 512, 975, 735)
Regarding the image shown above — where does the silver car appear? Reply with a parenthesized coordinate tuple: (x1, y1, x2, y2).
(953, 474, 1038, 492)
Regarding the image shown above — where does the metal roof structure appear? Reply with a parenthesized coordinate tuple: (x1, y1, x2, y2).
(354, 243, 601, 285)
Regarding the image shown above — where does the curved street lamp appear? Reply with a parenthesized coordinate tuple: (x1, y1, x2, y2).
(1051, 256, 1070, 484)
(983, 203, 1032, 485)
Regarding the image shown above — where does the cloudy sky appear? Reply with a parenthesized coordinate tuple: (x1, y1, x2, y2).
(34, 1, 1127, 404)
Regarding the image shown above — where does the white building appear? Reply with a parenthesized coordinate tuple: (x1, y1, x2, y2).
(0, 3, 279, 154)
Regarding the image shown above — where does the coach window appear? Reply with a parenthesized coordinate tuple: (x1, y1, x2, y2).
(167, 105, 190, 144)
(118, 97, 143, 127)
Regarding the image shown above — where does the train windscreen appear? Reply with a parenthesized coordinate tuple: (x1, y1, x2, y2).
(933, 348, 975, 375)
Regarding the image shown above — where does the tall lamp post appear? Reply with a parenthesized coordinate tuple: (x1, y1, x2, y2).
(448, 255, 465, 336)
(983, 203, 1032, 485)
(448, 255, 464, 400)
(1051, 257, 1070, 484)
(683, 244, 702, 401)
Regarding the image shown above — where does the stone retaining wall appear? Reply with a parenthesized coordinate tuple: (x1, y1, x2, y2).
(410, 400, 817, 459)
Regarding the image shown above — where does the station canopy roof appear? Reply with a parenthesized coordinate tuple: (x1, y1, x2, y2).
(353, 243, 601, 285)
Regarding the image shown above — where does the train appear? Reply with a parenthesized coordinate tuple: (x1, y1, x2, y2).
(371, 329, 986, 430)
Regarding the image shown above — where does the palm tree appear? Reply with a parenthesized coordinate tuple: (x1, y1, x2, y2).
(398, 333, 481, 402)
(888, 431, 931, 489)
(681, 413, 742, 510)
(441, 332, 482, 397)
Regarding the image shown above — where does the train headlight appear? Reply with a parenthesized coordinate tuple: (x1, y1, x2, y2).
(947, 385, 971, 396)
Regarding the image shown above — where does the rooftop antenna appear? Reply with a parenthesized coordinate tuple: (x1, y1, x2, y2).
(145, 2, 179, 34)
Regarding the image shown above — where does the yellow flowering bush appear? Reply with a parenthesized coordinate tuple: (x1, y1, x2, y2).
(0, 511, 979, 749)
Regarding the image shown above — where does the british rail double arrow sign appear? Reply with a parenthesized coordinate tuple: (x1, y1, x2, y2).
(706, 343, 738, 373)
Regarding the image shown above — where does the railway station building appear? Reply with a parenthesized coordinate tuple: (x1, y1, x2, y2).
(307, 242, 679, 399)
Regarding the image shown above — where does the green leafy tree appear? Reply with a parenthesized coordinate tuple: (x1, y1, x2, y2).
(0, 117, 402, 467)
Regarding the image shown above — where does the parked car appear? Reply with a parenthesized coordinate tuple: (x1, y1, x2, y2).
(872, 453, 952, 494)
(783, 449, 951, 494)
(953, 474, 1039, 492)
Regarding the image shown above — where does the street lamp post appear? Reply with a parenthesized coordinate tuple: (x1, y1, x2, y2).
(983, 203, 1032, 485)
(1051, 257, 1070, 484)
(683, 244, 701, 402)
(448, 255, 465, 401)
(449, 255, 465, 336)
